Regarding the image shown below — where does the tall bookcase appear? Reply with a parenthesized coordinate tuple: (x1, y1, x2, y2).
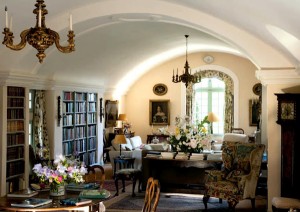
(6, 86, 26, 193)
(62, 91, 97, 166)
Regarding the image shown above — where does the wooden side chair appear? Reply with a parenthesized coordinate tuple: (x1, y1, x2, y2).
(84, 165, 106, 188)
(142, 177, 160, 212)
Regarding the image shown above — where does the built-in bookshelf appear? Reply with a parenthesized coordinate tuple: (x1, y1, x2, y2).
(6, 86, 26, 193)
(62, 91, 97, 166)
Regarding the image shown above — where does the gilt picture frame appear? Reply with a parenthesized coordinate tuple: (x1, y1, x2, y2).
(105, 100, 118, 128)
(149, 99, 170, 125)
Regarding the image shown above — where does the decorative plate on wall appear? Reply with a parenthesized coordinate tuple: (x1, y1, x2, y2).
(153, 83, 168, 96)
(252, 83, 262, 96)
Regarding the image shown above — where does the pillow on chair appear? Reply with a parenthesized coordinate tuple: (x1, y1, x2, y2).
(130, 136, 143, 149)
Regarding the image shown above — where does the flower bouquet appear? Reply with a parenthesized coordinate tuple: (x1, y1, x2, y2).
(169, 116, 211, 156)
(32, 154, 87, 196)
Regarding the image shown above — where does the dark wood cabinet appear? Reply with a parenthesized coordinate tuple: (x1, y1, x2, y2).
(276, 93, 300, 198)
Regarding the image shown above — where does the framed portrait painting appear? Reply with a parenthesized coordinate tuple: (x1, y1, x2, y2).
(149, 99, 170, 125)
(105, 100, 118, 128)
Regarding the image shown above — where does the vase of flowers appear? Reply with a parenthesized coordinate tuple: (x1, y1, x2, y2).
(169, 116, 210, 159)
(32, 154, 87, 196)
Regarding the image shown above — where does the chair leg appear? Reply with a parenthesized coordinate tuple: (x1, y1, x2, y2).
(203, 194, 210, 210)
(227, 198, 238, 211)
(121, 178, 126, 192)
(132, 177, 137, 197)
(250, 198, 255, 210)
(114, 176, 119, 196)
(219, 198, 222, 203)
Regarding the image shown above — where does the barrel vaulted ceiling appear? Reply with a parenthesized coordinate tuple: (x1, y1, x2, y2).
(0, 0, 299, 95)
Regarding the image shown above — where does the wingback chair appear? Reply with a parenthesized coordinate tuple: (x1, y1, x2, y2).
(203, 141, 265, 210)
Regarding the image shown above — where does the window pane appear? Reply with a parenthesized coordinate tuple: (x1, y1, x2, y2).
(193, 77, 225, 135)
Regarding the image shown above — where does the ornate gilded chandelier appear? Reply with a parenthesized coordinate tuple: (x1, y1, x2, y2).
(172, 35, 201, 87)
(2, 0, 75, 63)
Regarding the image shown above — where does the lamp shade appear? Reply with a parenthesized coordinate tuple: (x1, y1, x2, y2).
(114, 134, 127, 144)
(118, 114, 127, 121)
(207, 112, 219, 123)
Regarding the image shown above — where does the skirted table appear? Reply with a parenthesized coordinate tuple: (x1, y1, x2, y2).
(142, 156, 221, 194)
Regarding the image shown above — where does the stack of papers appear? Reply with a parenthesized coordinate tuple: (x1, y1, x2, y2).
(189, 153, 205, 160)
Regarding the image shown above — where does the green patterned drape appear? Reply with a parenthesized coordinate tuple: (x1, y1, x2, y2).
(186, 70, 234, 133)
(33, 90, 50, 160)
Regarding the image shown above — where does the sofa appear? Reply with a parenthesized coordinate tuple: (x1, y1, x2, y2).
(108, 135, 170, 175)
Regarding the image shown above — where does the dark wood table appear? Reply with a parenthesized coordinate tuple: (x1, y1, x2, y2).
(142, 157, 221, 194)
(0, 190, 109, 211)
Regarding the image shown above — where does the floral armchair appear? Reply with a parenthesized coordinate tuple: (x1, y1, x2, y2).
(203, 141, 265, 210)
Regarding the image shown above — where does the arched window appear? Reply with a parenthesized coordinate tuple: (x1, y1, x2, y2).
(193, 78, 225, 134)
(186, 70, 234, 133)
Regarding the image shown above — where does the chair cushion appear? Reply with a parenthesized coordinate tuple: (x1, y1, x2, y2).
(129, 136, 143, 149)
(115, 168, 141, 175)
(206, 181, 240, 196)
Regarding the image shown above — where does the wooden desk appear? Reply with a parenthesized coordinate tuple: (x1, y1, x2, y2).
(146, 134, 169, 144)
(0, 190, 109, 211)
(142, 157, 220, 194)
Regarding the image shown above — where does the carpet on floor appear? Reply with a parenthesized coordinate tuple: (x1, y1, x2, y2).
(106, 193, 230, 212)
(102, 180, 132, 192)
(105, 192, 267, 212)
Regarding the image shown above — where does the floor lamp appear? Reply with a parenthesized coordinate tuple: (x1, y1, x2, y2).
(114, 134, 127, 158)
(207, 112, 219, 135)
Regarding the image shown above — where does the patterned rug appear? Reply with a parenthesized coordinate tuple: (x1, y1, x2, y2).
(102, 180, 132, 192)
(105, 191, 267, 212)
(105, 193, 230, 212)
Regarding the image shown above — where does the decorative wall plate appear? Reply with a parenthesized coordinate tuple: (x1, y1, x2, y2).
(203, 55, 214, 64)
(153, 83, 168, 96)
(252, 83, 262, 95)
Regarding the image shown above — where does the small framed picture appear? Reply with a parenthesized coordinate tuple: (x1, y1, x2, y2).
(153, 83, 168, 96)
(149, 99, 170, 125)
(105, 100, 118, 128)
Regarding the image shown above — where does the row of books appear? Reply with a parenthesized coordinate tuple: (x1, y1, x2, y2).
(63, 139, 87, 155)
(63, 92, 74, 101)
(75, 113, 87, 125)
(87, 113, 96, 124)
(63, 102, 74, 113)
(74, 92, 87, 101)
(6, 160, 25, 177)
(63, 114, 73, 126)
(88, 102, 96, 111)
(75, 102, 87, 112)
(87, 93, 97, 102)
(7, 146, 24, 161)
(7, 97, 24, 107)
(7, 86, 25, 96)
(7, 108, 24, 119)
(7, 133, 25, 146)
(7, 120, 24, 132)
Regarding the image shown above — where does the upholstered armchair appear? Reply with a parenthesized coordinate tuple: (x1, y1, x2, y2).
(203, 141, 265, 210)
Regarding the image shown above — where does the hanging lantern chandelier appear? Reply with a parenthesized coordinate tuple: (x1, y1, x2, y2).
(2, 0, 75, 63)
(172, 35, 201, 87)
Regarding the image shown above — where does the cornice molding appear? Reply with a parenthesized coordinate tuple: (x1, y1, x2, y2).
(255, 68, 300, 86)
(0, 72, 104, 92)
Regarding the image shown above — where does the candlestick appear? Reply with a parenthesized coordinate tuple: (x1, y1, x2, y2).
(38, 6, 41, 27)
(69, 14, 72, 31)
(9, 16, 12, 31)
(5, 6, 8, 28)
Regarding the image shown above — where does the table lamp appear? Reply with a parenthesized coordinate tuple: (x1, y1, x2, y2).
(118, 114, 127, 132)
(114, 134, 127, 158)
(207, 112, 219, 134)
